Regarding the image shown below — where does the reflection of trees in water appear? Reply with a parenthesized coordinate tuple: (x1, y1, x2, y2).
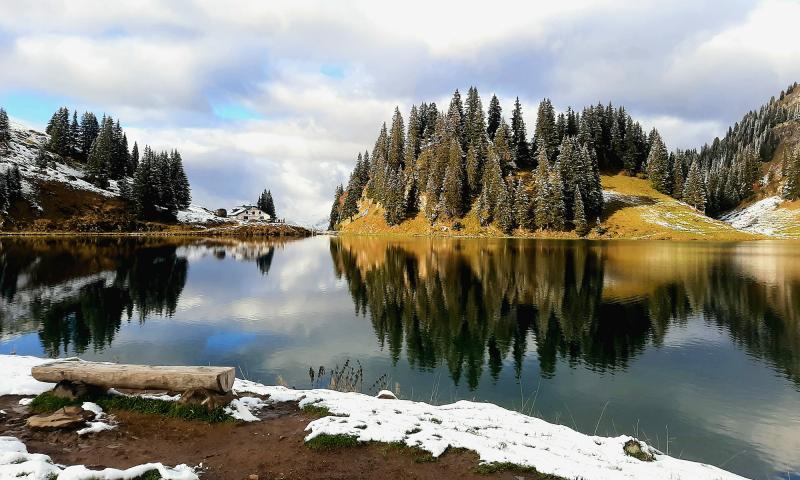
(0, 238, 188, 356)
(330, 238, 800, 389)
(256, 247, 275, 276)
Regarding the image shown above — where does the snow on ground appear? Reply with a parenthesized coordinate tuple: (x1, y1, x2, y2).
(602, 190, 645, 206)
(0, 436, 197, 480)
(77, 402, 116, 436)
(176, 204, 226, 225)
(0, 356, 53, 396)
(720, 196, 800, 237)
(0, 355, 745, 480)
(233, 380, 746, 480)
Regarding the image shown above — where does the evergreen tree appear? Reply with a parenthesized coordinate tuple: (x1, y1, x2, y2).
(464, 87, 487, 163)
(86, 116, 113, 187)
(118, 178, 133, 204)
(465, 142, 481, 197)
(513, 179, 532, 229)
(169, 150, 191, 210)
(511, 97, 531, 168)
(69, 111, 80, 156)
(683, 162, 707, 212)
(264, 190, 276, 218)
(328, 184, 344, 230)
(533, 151, 551, 229)
(672, 152, 686, 200)
(533, 98, 558, 162)
(157, 151, 177, 215)
(46, 107, 71, 156)
(405, 105, 421, 168)
(573, 186, 588, 236)
(79, 112, 100, 161)
(0, 108, 10, 153)
(622, 117, 640, 175)
(132, 146, 157, 217)
(493, 120, 514, 175)
(130, 142, 140, 175)
(547, 163, 565, 230)
(446, 89, 466, 149)
(478, 150, 505, 224)
(441, 139, 464, 218)
(646, 129, 671, 194)
(387, 107, 405, 170)
(487, 94, 502, 140)
(782, 150, 800, 200)
(0, 174, 8, 213)
(6, 165, 22, 202)
(497, 183, 515, 233)
(35, 143, 49, 169)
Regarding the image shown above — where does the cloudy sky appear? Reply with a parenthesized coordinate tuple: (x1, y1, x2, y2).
(1, 0, 798, 223)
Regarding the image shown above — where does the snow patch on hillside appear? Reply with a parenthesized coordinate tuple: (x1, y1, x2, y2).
(720, 196, 799, 236)
(176, 204, 225, 225)
(1, 121, 120, 199)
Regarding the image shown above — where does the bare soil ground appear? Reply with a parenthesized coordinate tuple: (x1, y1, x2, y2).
(0, 395, 540, 480)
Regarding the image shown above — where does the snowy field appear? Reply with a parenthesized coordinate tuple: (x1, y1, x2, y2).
(0, 355, 745, 480)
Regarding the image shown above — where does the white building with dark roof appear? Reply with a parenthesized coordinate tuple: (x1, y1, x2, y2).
(228, 205, 272, 222)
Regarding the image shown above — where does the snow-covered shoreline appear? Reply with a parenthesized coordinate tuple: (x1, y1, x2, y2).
(1, 355, 747, 480)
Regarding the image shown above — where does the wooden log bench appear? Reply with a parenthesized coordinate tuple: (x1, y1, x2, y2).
(31, 360, 235, 394)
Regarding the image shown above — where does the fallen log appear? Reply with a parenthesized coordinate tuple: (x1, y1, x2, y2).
(31, 361, 235, 393)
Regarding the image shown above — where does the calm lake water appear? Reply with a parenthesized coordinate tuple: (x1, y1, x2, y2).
(1, 235, 799, 478)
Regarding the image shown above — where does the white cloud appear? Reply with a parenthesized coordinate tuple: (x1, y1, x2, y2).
(0, 0, 797, 221)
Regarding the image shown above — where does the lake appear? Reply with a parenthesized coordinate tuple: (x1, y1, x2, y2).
(0, 235, 798, 479)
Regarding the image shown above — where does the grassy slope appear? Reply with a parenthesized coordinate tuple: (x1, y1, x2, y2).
(339, 174, 759, 240)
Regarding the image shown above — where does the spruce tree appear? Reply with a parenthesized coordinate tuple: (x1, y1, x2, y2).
(533, 151, 551, 229)
(511, 97, 531, 168)
(441, 139, 464, 218)
(264, 190, 276, 218)
(79, 112, 100, 161)
(646, 129, 671, 194)
(513, 179, 532, 229)
(169, 150, 191, 209)
(487, 94, 502, 140)
(464, 87, 487, 162)
(533, 98, 558, 162)
(622, 117, 639, 175)
(783, 150, 800, 200)
(446, 89, 466, 150)
(87, 116, 113, 187)
(573, 186, 588, 236)
(479, 149, 505, 223)
(387, 107, 405, 170)
(683, 162, 707, 212)
(0, 108, 10, 153)
(6, 165, 22, 201)
(35, 143, 49, 169)
(133, 146, 156, 217)
(69, 111, 80, 156)
(329, 184, 344, 230)
(547, 163, 565, 230)
(672, 152, 686, 200)
(493, 120, 514, 175)
(157, 151, 177, 215)
(0, 174, 8, 213)
(130, 142, 140, 175)
(465, 142, 481, 197)
(405, 105, 421, 169)
(497, 183, 515, 233)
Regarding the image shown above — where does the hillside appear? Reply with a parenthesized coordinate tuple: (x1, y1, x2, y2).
(331, 84, 800, 240)
(338, 174, 759, 240)
(0, 119, 310, 235)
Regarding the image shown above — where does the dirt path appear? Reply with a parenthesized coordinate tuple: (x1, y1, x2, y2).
(0, 395, 538, 480)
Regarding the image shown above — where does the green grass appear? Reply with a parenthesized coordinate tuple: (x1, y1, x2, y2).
(96, 396, 232, 423)
(474, 462, 564, 478)
(27, 392, 233, 423)
(301, 404, 332, 417)
(305, 433, 361, 451)
(28, 392, 82, 414)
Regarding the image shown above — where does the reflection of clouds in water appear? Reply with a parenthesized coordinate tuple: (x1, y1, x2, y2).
(661, 316, 727, 348)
